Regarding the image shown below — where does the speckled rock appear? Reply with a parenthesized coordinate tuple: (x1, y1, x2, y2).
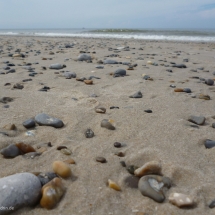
(0, 173, 41, 213)
(63, 72, 76, 79)
(169, 193, 195, 208)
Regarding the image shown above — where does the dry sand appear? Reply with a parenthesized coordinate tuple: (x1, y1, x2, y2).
(0, 35, 215, 215)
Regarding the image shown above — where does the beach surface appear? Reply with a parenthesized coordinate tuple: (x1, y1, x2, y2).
(0, 35, 215, 215)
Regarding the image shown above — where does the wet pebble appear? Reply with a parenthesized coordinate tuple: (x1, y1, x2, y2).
(108, 179, 121, 191)
(204, 139, 215, 149)
(52, 161, 71, 178)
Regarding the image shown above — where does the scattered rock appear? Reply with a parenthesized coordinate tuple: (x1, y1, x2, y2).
(101, 119, 115, 130)
(64, 72, 76, 79)
(84, 80, 93, 85)
(23, 119, 36, 129)
(129, 91, 142, 98)
(37, 172, 58, 186)
(174, 88, 184, 92)
(35, 113, 64, 128)
(13, 83, 24, 89)
(60, 148, 72, 155)
(0, 97, 13, 103)
(134, 161, 162, 177)
(108, 179, 121, 191)
(188, 115, 205, 125)
(114, 142, 122, 148)
(16, 142, 36, 154)
(95, 107, 106, 114)
(172, 64, 186, 68)
(0, 144, 20, 158)
(127, 165, 139, 175)
(204, 139, 215, 149)
(78, 54, 92, 61)
(103, 59, 118, 64)
(205, 79, 214, 86)
(52, 161, 71, 178)
(0, 173, 41, 213)
(144, 109, 152, 113)
(40, 177, 65, 209)
(113, 69, 126, 77)
(169, 193, 195, 208)
(183, 88, 192, 93)
(115, 152, 125, 157)
(96, 157, 107, 163)
(199, 94, 210, 100)
(85, 128, 94, 138)
(138, 175, 171, 203)
(49, 64, 66, 70)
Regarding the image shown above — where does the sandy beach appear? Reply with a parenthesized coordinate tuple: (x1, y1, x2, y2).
(1, 35, 215, 215)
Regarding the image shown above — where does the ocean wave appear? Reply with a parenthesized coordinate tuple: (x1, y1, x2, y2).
(0, 31, 215, 42)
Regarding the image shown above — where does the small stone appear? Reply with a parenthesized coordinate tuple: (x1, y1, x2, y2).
(0, 173, 41, 212)
(205, 79, 214, 86)
(142, 75, 151, 80)
(85, 128, 94, 138)
(16, 142, 36, 154)
(37, 172, 58, 186)
(115, 152, 125, 157)
(103, 59, 118, 64)
(23, 152, 41, 159)
(212, 123, 215, 128)
(134, 161, 162, 177)
(23, 119, 36, 129)
(40, 177, 66, 209)
(57, 146, 67, 150)
(96, 157, 107, 163)
(3, 123, 16, 130)
(172, 64, 186, 68)
(25, 130, 36, 137)
(144, 109, 152, 113)
(138, 175, 171, 203)
(64, 72, 76, 79)
(95, 107, 106, 114)
(0, 144, 20, 158)
(108, 179, 121, 191)
(114, 142, 122, 148)
(113, 69, 126, 77)
(174, 88, 184, 92)
(52, 161, 71, 178)
(199, 94, 210, 100)
(188, 115, 205, 125)
(0, 97, 13, 103)
(183, 88, 192, 93)
(49, 64, 66, 70)
(209, 200, 215, 208)
(78, 54, 92, 61)
(120, 161, 126, 167)
(110, 106, 119, 109)
(63, 158, 76, 164)
(35, 113, 64, 128)
(126, 165, 139, 175)
(60, 148, 72, 155)
(204, 139, 215, 149)
(13, 83, 24, 89)
(169, 193, 195, 208)
(129, 91, 142, 98)
(101, 119, 115, 130)
(84, 80, 93, 85)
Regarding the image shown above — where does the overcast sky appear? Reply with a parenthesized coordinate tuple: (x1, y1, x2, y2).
(0, 0, 215, 29)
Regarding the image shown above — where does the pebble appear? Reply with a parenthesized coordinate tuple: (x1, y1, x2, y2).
(95, 107, 106, 114)
(212, 123, 215, 128)
(138, 175, 171, 203)
(120, 161, 126, 167)
(60, 148, 72, 155)
(49, 63, 66, 70)
(103, 59, 118, 64)
(172, 64, 186, 68)
(95, 65, 104, 69)
(3, 123, 16, 130)
(77, 54, 92, 61)
(174, 88, 184, 92)
(40, 177, 66, 209)
(126, 165, 139, 175)
(35, 113, 64, 128)
(0, 97, 13, 103)
(85, 128, 94, 138)
(204, 139, 215, 149)
(23, 152, 41, 159)
(13, 83, 24, 89)
(169, 193, 195, 208)
(144, 109, 152, 113)
(96, 156, 107, 163)
(129, 91, 142, 98)
(198, 94, 210, 100)
(52, 161, 72, 178)
(134, 161, 162, 177)
(64, 72, 76, 79)
(205, 79, 214, 86)
(188, 115, 205, 125)
(101, 119, 115, 130)
(0, 173, 41, 213)
(23, 119, 36, 129)
(37, 172, 58, 186)
(84, 80, 93, 85)
(114, 142, 122, 148)
(113, 69, 126, 77)
(0, 144, 20, 158)
(209, 200, 215, 208)
(115, 152, 125, 157)
(183, 88, 192, 93)
(108, 179, 121, 191)
(63, 158, 76, 164)
(57, 146, 67, 150)
(16, 142, 36, 154)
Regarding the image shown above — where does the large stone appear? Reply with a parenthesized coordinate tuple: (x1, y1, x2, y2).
(138, 175, 171, 203)
(0, 144, 20, 158)
(0, 173, 41, 213)
(77, 54, 91, 61)
(35, 113, 64, 128)
(49, 64, 66, 70)
(23, 119, 36, 129)
(113, 69, 126, 77)
(188, 115, 205, 125)
(204, 139, 215, 149)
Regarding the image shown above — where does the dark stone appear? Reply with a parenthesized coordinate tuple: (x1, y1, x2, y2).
(126, 165, 139, 175)
(78, 54, 92, 61)
(95, 65, 104, 69)
(37, 172, 58, 186)
(114, 142, 122, 148)
(129, 91, 142, 98)
(35, 113, 64, 128)
(0, 97, 13, 103)
(96, 157, 106, 163)
(205, 140, 215, 149)
(0, 144, 20, 158)
(209, 200, 215, 208)
(144, 109, 152, 113)
(110, 106, 119, 109)
(23, 119, 36, 129)
(120, 161, 126, 167)
(85, 129, 94, 138)
(205, 79, 214, 86)
(13, 83, 24, 89)
(22, 79, 32, 82)
(166, 69, 172, 73)
(6, 69, 16, 74)
(183, 88, 192, 93)
(103, 59, 118, 64)
(188, 115, 205, 125)
(172, 64, 186, 68)
(113, 69, 126, 77)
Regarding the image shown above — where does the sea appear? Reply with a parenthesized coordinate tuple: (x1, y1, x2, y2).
(0, 28, 215, 42)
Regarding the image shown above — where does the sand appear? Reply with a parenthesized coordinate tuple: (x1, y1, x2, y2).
(0, 35, 215, 215)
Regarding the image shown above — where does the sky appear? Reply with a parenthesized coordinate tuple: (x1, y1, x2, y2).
(0, 0, 215, 29)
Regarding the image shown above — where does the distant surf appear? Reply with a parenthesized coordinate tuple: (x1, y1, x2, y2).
(0, 28, 215, 42)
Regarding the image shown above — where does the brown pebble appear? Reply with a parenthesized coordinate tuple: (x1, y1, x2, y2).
(52, 160, 71, 178)
(40, 177, 65, 209)
(174, 88, 184, 92)
(199, 94, 210, 100)
(115, 152, 125, 157)
(57, 146, 67, 150)
(96, 157, 107, 163)
(108, 179, 121, 191)
(84, 80, 93, 85)
(95, 107, 106, 114)
(63, 158, 76, 164)
(3, 124, 16, 130)
(16, 142, 36, 154)
(114, 142, 122, 148)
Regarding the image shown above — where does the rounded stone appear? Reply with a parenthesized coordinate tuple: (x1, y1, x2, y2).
(49, 64, 66, 70)
(84, 80, 93, 85)
(0, 144, 20, 158)
(96, 157, 107, 163)
(64, 72, 76, 79)
(205, 79, 214, 86)
(52, 161, 71, 178)
(16, 142, 36, 154)
(37, 172, 59, 186)
(204, 139, 215, 149)
(23, 119, 36, 129)
(103, 59, 118, 64)
(78, 54, 92, 61)
(144, 109, 152, 113)
(114, 142, 122, 148)
(183, 88, 192, 93)
(60, 148, 72, 155)
(101, 119, 115, 130)
(95, 107, 106, 114)
(113, 69, 126, 77)
(35, 113, 64, 128)
(174, 88, 184, 92)
(188, 115, 205, 125)
(169, 193, 195, 208)
(85, 128, 94, 138)
(0, 173, 42, 212)
(129, 91, 142, 98)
